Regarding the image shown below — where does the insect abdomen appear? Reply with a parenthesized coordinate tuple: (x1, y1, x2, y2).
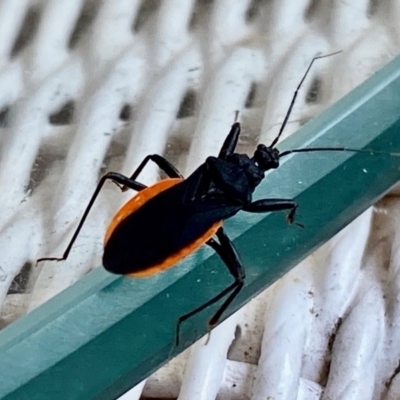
(103, 179, 222, 276)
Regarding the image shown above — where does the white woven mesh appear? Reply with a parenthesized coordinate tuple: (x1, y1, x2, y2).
(0, 1, 399, 399)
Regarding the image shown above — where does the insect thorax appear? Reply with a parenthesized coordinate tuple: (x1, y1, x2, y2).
(205, 154, 265, 204)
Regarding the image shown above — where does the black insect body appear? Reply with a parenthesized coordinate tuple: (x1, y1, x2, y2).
(104, 141, 283, 272)
(38, 52, 352, 344)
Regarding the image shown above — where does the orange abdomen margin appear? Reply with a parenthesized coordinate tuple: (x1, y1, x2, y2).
(104, 178, 222, 277)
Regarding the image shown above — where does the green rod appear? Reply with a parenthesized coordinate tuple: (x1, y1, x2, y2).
(1, 55, 400, 399)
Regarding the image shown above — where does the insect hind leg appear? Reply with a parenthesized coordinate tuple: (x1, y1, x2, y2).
(37, 172, 145, 264)
(175, 227, 244, 346)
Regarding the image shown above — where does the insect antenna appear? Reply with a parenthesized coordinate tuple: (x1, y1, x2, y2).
(279, 147, 400, 158)
(270, 52, 400, 159)
(269, 50, 342, 149)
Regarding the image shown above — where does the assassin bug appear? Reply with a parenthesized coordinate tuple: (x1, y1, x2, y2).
(38, 51, 362, 345)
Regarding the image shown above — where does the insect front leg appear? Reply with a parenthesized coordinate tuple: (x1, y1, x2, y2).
(37, 172, 145, 263)
(243, 198, 302, 226)
(175, 227, 245, 346)
(218, 122, 241, 160)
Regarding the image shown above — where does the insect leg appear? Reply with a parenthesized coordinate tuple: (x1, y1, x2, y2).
(208, 227, 245, 325)
(218, 122, 241, 160)
(175, 227, 244, 345)
(118, 154, 183, 192)
(129, 155, 183, 181)
(182, 122, 241, 201)
(37, 172, 145, 263)
(243, 198, 299, 224)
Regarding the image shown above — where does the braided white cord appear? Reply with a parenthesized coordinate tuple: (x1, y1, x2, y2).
(0, 1, 399, 399)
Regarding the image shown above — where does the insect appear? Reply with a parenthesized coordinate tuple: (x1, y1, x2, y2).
(38, 52, 359, 345)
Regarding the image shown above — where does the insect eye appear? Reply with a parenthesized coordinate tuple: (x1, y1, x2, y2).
(254, 145, 279, 170)
(257, 144, 267, 152)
